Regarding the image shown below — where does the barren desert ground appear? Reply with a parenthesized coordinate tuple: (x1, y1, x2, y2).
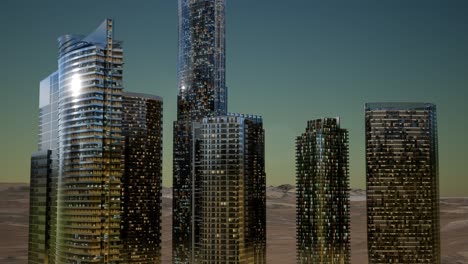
(0, 183, 467, 263)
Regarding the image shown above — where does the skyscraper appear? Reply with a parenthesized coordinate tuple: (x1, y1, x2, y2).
(173, 1, 266, 263)
(28, 71, 59, 264)
(365, 103, 440, 263)
(173, 0, 227, 262)
(198, 114, 266, 263)
(28, 150, 52, 264)
(121, 92, 164, 263)
(296, 118, 350, 264)
(55, 19, 124, 263)
(28, 20, 165, 264)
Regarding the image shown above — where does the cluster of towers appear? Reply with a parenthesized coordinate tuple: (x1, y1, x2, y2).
(296, 103, 440, 263)
(27, 1, 440, 264)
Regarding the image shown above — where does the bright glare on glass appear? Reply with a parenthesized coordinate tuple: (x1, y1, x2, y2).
(71, 74, 81, 97)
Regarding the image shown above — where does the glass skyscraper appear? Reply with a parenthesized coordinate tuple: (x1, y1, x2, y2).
(28, 19, 164, 264)
(28, 71, 59, 264)
(173, 0, 227, 262)
(296, 118, 350, 264)
(365, 103, 440, 263)
(55, 19, 124, 263)
(173, 1, 266, 263)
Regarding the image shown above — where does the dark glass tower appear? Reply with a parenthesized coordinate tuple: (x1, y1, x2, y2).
(198, 114, 266, 263)
(296, 118, 350, 264)
(365, 103, 440, 263)
(173, 0, 227, 262)
(121, 92, 164, 263)
(28, 150, 52, 264)
(28, 71, 59, 264)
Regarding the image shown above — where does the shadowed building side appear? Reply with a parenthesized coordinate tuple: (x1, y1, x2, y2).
(28, 71, 59, 264)
(28, 150, 52, 264)
(121, 92, 163, 263)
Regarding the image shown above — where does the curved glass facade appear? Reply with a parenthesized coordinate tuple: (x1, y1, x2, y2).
(56, 19, 125, 263)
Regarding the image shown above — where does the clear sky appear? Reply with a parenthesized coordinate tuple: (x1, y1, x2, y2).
(1, 0, 467, 196)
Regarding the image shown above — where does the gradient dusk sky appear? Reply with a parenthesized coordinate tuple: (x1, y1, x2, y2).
(1, 0, 467, 196)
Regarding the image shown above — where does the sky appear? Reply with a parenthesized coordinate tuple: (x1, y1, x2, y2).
(0, 0, 467, 196)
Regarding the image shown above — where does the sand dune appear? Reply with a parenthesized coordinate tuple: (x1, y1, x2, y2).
(0, 184, 467, 263)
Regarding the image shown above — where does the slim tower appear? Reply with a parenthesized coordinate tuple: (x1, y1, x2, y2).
(173, 0, 227, 262)
(296, 118, 350, 264)
(121, 92, 164, 263)
(365, 103, 440, 263)
(198, 114, 266, 263)
(28, 71, 59, 264)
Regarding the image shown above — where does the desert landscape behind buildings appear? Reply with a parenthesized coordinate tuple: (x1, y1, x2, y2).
(0, 183, 467, 264)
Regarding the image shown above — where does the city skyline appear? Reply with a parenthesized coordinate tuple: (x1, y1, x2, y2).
(1, 0, 468, 196)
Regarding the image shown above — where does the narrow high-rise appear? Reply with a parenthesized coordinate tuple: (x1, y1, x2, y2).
(296, 118, 350, 264)
(173, 1, 266, 263)
(198, 114, 266, 263)
(28, 71, 59, 264)
(121, 92, 164, 263)
(173, 0, 227, 262)
(365, 103, 440, 263)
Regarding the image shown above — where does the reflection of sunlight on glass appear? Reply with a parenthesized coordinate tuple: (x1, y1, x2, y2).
(71, 74, 81, 97)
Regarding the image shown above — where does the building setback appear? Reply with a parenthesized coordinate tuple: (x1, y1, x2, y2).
(121, 93, 164, 263)
(296, 118, 350, 264)
(365, 103, 440, 263)
(198, 114, 266, 264)
(173, 0, 228, 262)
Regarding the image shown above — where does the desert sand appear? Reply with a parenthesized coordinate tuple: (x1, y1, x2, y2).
(1, 183, 467, 263)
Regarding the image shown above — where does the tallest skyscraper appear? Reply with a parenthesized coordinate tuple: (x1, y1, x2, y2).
(176, 0, 227, 120)
(173, 1, 266, 263)
(173, 0, 227, 262)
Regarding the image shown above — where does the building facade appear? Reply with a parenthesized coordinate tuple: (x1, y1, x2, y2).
(365, 103, 440, 263)
(173, 0, 227, 262)
(121, 93, 164, 263)
(55, 19, 125, 263)
(198, 115, 266, 264)
(28, 71, 60, 264)
(296, 118, 350, 264)
(29, 19, 165, 264)
(28, 150, 52, 264)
